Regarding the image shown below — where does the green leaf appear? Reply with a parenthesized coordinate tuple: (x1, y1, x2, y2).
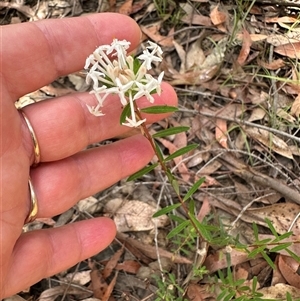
(252, 222, 259, 241)
(168, 214, 186, 224)
(183, 177, 205, 201)
(274, 231, 293, 242)
(171, 178, 180, 195)
(154, 141, 164, 162)
(165, 144, 198, 162)
(261, 251, 276, 269)
(167, 220, 191, 239)
(269, 243, 292, 253)
(152, 126, 190, 138)
(153, 203, 181, 217)
(132, 56, 142, 74)
(120, 102, 131, 124)
(127, 163, 158, 181)
(140, 105, 178, 114)
(265, 218, 279, 238)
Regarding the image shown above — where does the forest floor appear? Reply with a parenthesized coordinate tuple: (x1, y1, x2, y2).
(2, 0, 300, 300)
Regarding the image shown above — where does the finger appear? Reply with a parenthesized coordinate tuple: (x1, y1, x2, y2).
(30, 135, 153, 218)
(21, 82, 178, 163)
(3, 218, 116, 298)
(3, 13, 141, 100)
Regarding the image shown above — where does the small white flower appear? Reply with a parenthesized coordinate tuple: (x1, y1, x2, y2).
(106, 78, 134, 106)
(106, 39, 131, 68)
(122, 117, 146, 127)
(146, 41, 163, 58)
(84, 39, 164, 128)
(138, 49, 162, 70)
(86, 103, 105, 116)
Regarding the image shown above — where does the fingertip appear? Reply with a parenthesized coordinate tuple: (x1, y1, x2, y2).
(82, 217, 117, 249)
(86, 13, 142, 51)
(160, 81, 178, 107)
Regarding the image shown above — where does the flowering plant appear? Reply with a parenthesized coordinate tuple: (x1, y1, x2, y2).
(84, 39, 206, 263)
(84, 39, 164, 127)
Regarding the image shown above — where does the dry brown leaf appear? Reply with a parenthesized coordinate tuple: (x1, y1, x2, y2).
(278, 255, 300, 288)
(257, 58, 286, 70)
(116, 232, 192, 264)
(266, 16, 299, 23)
(197, 196, 211, 221)
(104, 199, 168, 232)
(186, 283, 207, 301)
(172, 40, 187, 73)
(65, 270, 91, 285)
(204, 247, 257, 273)
(118, 0, 133, 15)
(181, 13, 212, 26)
(267, 34, 300, 47)
(89, 261, 111, 300)
(215, 119, 228, 148)
(201, 37, 227, 69)
(291, 94, 300, 117)
(103, 245, 124, 279)
(181, 3, 211, 26)
(236, 33, 267, 42)
(244, 126, 293, 159)
(247, 203, 300, 235)
(237, 29, 252, 65)
(39, 285, 91, 301)
(248, 107, 266, 122)
(275, 42, 300, 59)
(210, 5, 227, 25)
(140, 23, 174, 47)
(115, 260, 141, 274)
(258, 283, 300, 298)
(102, 271, 118, 301)
(185, 39, 206, 70)
(77, 196, 102, 214)
(276, 108, 296, 123)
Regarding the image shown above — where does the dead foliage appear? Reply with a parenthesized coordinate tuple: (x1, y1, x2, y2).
(5, 0, 300, 300)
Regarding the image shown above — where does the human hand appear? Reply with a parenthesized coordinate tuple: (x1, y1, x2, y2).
(0, 13, 177, 298)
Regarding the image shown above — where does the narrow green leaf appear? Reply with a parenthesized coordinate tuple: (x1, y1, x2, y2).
(265, 218, 279, 238)
(171, 178, 180, 195)
(252, 222, 259, 241)
(188, 213, 212, 241)
(269, 243, 292, 253)
(165, 144, 198, 162)
(261, 251, 276, 269)
(152, 126, 190, 138)
(274, 231, 293, 242)
(140, 105, 178, 114)
(183, 177, 205, 201)
(168, 214, 186, 224)
(247, 245, 267, 258)
(120, 102, 131, 124)
(154, 141, 164, 162)
(127, 163, 158, 182)
(252, 276, 258, 294)
(153, 203, 181, 217)
(167, 220, 190, 239)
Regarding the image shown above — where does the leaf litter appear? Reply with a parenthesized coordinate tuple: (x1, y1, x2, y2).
(10, 0, 300, 300)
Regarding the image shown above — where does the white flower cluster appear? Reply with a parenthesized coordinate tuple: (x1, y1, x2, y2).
(85, 39, 164, 127)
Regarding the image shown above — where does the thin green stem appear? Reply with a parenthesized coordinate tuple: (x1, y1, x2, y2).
(134, 103, 206, 242)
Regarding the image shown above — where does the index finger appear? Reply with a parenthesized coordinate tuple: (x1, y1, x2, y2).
(2, 13, 141, 100)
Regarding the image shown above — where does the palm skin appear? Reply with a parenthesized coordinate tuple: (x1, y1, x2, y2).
(0, 13, 177, 298)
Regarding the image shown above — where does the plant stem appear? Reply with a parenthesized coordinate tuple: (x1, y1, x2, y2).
(134, 103, 206, 242)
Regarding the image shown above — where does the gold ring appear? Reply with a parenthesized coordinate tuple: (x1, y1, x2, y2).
(24, 178, 39, 224)
(19, 110, 41, 165)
